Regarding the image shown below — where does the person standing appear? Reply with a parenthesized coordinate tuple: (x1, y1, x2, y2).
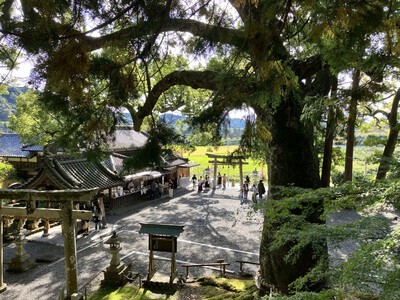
(127, 180, 135, 192)
(198, 176, 203, 192)
(192, 174, 197, 190)
(98, 209, 103, 229)
(204, 175, 210, 188)
(217, 172, 222, 186)
(222, 174, 227, 189)
(93, 207, 101, 230)
(150, 180, 157, 199)
(157, 182, 164, 197)
(257, 180, 266, 200)
(168, 179, 174, 198)
(239, 188, 244, 204)
(243, 181, 249, 200)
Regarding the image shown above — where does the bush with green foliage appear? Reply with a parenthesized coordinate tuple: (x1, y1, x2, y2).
(258, 178, 400, 299)
(0, 160, 15, 180)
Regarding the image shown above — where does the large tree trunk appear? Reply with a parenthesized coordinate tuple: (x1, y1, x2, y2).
(376, 88, 400, 180)
(321, 76, 338, 187)
(321, 106, 335, 187)
(344, 69, 361, 182)
(266, 97, 321, 191)
(257, 94, 323, 294)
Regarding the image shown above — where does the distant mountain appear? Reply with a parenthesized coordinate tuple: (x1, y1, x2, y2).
(159, 113, 246, 129)
(0, 86, 28, 122)
(159, 113, 186, 125)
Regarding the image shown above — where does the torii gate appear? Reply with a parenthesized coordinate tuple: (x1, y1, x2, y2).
(0, 188, 98, 298)
(206, 153, 248, 189)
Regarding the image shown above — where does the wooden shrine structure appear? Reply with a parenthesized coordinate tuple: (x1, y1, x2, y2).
(139, 223, 185, 285)
(0, 188, 98, 299)
(206, 153, 248, 189)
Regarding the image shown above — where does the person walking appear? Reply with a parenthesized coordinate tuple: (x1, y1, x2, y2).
(257, 180, 266, 200)
(217, 172, 222, 186)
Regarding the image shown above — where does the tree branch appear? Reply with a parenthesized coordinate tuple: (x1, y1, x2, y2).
(132, 69, 250, 130)
(81, 18, 247, 53)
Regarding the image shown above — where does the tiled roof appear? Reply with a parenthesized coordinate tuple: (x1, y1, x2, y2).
(19, 153, 124, 190)
(22, 145, 43, 152)
(107, 127, 148, 151)
(102, 153, 126, 173)
(160, 149, 189, 168)
(0, 134, 29, 157)
(58, 157, 124, 189)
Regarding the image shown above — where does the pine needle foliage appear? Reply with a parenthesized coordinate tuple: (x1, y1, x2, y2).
(259, 178, 400, 297)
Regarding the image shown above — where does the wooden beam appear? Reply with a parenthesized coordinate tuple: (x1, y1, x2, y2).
(206, 153, 248, 159)
(208, 161, 249, 165)
(0, 207, 92, 220)
(0, 188, 99, 202)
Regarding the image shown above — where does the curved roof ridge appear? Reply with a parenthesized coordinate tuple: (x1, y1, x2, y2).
(44, 153, 82, 188)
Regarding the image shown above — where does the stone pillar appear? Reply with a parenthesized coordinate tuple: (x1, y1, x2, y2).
(213, 158, 217, 189)
(61, 201, 78, 298)
(239, 158, 243, 189)
(42, 219, 50, 237)
(17, 218, 26, 233)
(0, 212, 7, 293)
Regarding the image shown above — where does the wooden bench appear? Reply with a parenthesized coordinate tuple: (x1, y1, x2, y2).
(181, 260, 230, 278)
(236, 260, 260, 273)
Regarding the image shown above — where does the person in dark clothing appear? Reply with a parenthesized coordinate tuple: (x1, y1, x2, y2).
(257, 180, 266, 199)
(150, 181, 158, 198)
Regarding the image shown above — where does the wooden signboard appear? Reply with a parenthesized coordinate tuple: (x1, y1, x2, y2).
(149, 235, 177, 253)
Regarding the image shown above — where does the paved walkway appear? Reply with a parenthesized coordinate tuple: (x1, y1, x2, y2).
(1, 184, 264, 299)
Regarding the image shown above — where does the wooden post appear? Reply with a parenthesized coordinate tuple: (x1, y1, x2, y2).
(147, 235, 156, 281)
(170, 237, 176, 284)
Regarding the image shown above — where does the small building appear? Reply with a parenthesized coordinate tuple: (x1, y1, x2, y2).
(0, 134, 40, 179)
(1, 128, 198, 208)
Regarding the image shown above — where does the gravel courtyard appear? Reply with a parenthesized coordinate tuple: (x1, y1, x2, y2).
(1, 185, 264, 299)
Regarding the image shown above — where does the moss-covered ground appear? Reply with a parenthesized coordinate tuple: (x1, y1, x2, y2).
(87, 277, 258, 300)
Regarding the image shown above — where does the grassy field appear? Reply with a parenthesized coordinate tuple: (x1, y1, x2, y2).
(180, 146, 265, 184)
(180, 145, 384, 186)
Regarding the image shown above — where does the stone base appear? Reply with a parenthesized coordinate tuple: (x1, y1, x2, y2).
(71, 292, 83, 300)
(101, 263, 129, 286)
(7, 254, 35, 272)
(0, 283, 7, 293)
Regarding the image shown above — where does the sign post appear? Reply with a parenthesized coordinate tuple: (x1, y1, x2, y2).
(139, 223, 184, 285)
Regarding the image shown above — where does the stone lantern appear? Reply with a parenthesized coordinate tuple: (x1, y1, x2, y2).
(105, 231, 121, 266)
(102, 231, 128, 286)
(252, 169, 259, 186)
(8, 233, 34, 272)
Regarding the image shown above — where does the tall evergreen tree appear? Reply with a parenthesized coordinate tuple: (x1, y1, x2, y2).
(1, 0, 396, 293)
